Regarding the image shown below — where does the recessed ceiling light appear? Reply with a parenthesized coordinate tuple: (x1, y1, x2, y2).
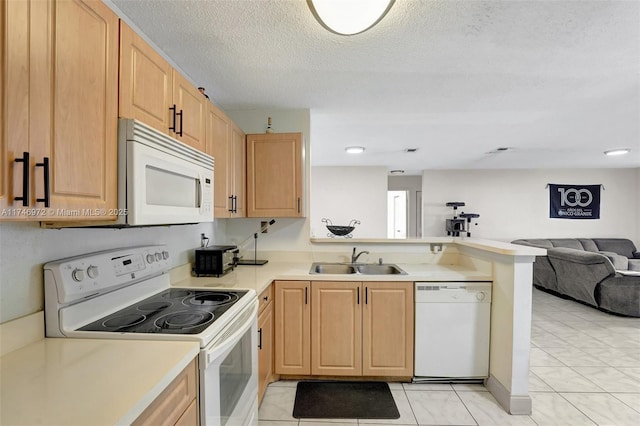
(389, 170, 405, 174)
(604, 148, 631, 156)
(345, 146, 365, 154)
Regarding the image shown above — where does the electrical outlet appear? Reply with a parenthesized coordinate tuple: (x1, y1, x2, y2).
(430, 243, 443, 253)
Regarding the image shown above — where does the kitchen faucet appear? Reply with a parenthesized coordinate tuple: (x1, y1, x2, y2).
(351, 247, 370, 263)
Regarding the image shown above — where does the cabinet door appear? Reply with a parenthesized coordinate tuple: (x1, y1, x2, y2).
(274, 280, 310, 375)
(1, 0, 117, 220)
(246, 133, 303, 217)
(173, 71, 207, 152)
(1, 0, 45, 214)
(258, 299, 273, 403)
(133, 359, 198, 426)
(362, 282, 414, 376)
(311, 281, 362, 376)
(48, 0, 118, 217)
(119, 21, 173, 135)
(230, 123, 246, 217)
(207, 103, 231, 218)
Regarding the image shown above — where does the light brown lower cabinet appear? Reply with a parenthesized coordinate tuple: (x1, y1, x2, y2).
(258, 284, 276, 403)
(133, 358, 198, 426)
(274, 280, 311, 375)
(274, 280, 413, 378)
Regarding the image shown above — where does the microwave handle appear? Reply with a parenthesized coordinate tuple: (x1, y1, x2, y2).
(197, 177, 203, 208)
(204, 302, 258, 367)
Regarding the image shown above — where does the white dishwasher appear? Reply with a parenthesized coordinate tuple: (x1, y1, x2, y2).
(414, 282, 491, 379)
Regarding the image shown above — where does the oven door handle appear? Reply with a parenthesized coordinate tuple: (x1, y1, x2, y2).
(204, 301, 258, 367)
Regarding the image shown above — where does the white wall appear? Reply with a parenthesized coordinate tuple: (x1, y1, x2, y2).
(311, 166, 387, 238)
(423, 168, 639, 245)
(0, 221, 218, 323)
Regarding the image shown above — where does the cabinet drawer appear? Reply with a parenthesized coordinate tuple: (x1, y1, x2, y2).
(258, 284, 274, 314)
(133, 358, 198, 426)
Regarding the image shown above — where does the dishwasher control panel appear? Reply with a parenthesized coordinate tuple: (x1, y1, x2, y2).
(415, 282, 491, 303)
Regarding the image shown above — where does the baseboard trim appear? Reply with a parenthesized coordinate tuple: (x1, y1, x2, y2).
(485, 375, 532, 415)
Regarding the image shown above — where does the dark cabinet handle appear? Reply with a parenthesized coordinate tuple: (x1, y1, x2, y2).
(169, 105, 177, 133)
(304, 287, 308, 305)
(263, 295, 269, 302)
(233, 195, 237, 213)
(365, 287, 368, 305)
(14, 152, 30, 206)
(228, 196, 234, 213)
(297, 197, 301, 213)
(36, 157, 50, 207)
(357, 288, 360, 305)
(258, 327, 263, 350)
(176, 109, 183, 136)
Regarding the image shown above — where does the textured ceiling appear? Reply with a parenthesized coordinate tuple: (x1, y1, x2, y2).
(110, 0, 640, 172)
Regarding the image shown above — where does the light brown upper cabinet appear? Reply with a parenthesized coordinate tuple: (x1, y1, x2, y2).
(207, 103, 245, 218)
(1, 0, 118, 221)
(119, 21, 206, 152)
(246, 133, 304, 218)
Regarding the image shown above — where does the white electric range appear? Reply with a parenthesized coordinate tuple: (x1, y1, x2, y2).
(44, 245, 258, 426)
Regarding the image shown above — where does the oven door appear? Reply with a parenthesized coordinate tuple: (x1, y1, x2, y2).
(200, 301, 258, 426)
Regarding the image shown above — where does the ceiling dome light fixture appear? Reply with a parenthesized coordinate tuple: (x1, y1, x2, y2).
(345, 146, 365, 154)
(604, 148, 631, 156)
(307, 0, 396, 36)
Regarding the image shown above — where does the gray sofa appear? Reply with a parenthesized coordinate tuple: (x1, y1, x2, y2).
(511, 238, 640, 317)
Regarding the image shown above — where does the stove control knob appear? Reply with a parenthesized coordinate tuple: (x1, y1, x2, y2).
(72, 268, 85, 282)
(162, 251, 169, 260)
(87, 265, 99, 279)
(155, 252, 162, 261)
(476, 292, 486, 301)
(146, 254, 155, 264)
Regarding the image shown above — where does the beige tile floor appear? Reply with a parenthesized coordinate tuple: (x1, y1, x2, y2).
(258, 287, 640, 425)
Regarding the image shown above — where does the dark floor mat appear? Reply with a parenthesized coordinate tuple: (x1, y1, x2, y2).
(292, 381, 400, 419)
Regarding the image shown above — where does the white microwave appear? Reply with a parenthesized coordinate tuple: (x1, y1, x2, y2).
(117, 119, 214, 226)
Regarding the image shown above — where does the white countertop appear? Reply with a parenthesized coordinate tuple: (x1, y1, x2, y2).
(171, 261, 493, 294)
(0, 338, 199, 426)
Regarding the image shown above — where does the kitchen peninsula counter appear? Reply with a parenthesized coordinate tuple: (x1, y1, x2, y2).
(0, 336, 199, 425)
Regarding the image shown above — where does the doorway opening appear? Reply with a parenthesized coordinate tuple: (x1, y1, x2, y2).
(387, 190, 407, 239)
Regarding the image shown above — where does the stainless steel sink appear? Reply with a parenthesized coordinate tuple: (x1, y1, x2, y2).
(309, 262, 406, 275)
(355, 264, 406, 275)
(310, 263, 356, 274)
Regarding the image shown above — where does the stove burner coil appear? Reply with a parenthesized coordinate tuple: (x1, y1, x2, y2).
(184, 292, 239, 307)
(102, 314, 147, 329)
(154, 310, 214, 330)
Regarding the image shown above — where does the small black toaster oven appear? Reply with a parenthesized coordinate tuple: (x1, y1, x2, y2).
(194, 245, 238, 277)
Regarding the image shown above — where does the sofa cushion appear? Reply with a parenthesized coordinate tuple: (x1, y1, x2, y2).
(629, 259, 640, 272)
(578, 239, 599, 252)
(596, 275, 640, 317)
(549, 239, 585, 250)
(593, 238, 638, 259)
(599, 251, 629, 270)
(547, 248, 615, 307)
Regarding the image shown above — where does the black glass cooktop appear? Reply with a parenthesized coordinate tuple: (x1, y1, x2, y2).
(79, 289, 248, 335)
